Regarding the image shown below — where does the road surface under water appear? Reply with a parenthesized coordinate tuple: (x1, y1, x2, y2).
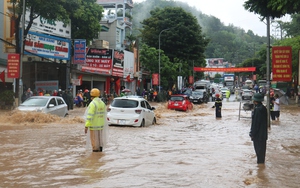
(0, 98, 299, 188)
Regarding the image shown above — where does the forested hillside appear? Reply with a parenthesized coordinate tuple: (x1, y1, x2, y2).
(132, 0, 267, 66)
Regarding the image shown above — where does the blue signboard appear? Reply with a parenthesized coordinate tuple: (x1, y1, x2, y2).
(74, 39, 86, 64)
(24, 31, 71, 60)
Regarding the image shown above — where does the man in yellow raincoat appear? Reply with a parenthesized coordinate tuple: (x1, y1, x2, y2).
(225, 89, 230, 102)
(85, 88, 108, 152)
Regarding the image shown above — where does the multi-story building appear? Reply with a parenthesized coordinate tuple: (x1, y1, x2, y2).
(0, 0, 14, 91)
(1, 0, 141, 100)
(97, 0, 133, 50)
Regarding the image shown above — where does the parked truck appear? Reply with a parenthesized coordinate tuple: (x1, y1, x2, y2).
(223, 74, 235, 94)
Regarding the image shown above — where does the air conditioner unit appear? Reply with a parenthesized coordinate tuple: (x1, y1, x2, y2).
(24, 56, 40, 62)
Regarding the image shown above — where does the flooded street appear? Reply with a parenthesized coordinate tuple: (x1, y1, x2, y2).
(0, 98, 300, 188)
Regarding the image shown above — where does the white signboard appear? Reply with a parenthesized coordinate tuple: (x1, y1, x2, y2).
(123, 50, 134, 78)
(25, 11, 71, 38)
(24, 31, 71, 60)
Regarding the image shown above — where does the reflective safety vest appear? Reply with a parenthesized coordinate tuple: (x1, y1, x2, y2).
(85, 97, 106, 130)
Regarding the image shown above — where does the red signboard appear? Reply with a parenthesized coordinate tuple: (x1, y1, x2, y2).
(81, 48, 113, 75)
(152, 73, 159, 85)
(194, 67, 256, 72)
(189, 75, 194, 84)
(272, 46, 292, 82)
(7, 53, 20, 78)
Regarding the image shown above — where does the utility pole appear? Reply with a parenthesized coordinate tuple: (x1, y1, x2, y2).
(17, 0, 26, 106)
(266, 17, 271, 128)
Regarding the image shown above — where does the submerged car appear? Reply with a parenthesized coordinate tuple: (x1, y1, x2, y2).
(241, 89, 253, 100)
(17, 96, 68, 117)
(220, 87, 229, 98)
(168, 94, 193, 111)
(189, 90, 209, 104)
(107, 96, 156, 127)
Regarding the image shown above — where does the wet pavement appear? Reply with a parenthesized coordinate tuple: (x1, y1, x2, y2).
(0, 96, 300, 188)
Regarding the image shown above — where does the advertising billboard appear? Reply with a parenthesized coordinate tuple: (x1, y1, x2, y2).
(81, 48, 113, 75)
(24, 31, 71, 60)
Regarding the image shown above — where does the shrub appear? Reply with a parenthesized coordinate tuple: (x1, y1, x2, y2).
(0, 90, 15, 105)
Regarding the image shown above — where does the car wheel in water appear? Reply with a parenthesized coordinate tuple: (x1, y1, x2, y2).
(152, 117, 156, 125)
(140, 119, 145, 127)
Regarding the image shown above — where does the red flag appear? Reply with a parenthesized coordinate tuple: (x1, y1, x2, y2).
(78, 74, 83, 85)
(0, 70, 5, 85)
(126, 74, 131, 82)
(115, 78, 121, 95)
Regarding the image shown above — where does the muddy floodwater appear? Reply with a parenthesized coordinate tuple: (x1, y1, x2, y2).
(0, 99, 300, 188)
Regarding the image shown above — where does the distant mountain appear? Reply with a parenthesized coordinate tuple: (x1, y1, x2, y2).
(132, 0, 266, 65)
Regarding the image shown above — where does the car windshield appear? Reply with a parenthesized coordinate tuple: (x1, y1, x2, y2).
(183, 89, 192, 95)
(192, 91, 203, 96)
(170, 96, 184, 101)
(20, 98, 48, 106)
(111, 99, 139, 108)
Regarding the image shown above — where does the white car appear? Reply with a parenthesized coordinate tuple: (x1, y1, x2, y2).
(241, 89, 254, 100)
(220, 87, 229, 98)
(107, 96, 156, 127)
(17, 96, 68, 117)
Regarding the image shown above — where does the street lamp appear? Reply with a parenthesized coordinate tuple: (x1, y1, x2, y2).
(158, 28, 171, 93)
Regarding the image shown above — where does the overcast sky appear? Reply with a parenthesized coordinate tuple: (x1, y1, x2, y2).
(134, 0, 290, 37)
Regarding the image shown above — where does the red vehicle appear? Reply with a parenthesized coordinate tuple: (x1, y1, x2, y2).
(167, 94, 193, 112)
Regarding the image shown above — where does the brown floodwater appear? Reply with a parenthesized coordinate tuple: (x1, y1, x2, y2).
(0, 98, 299, 188)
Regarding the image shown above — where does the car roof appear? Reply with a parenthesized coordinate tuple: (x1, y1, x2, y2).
(29, 96, 63, 99)
(171, 94, 188, 97)
(115, 96, 145, 101)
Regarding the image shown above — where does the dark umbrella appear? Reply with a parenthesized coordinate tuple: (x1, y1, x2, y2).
(273, 89, 288, 105)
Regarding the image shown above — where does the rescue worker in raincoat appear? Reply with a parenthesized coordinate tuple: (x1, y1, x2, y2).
(225, 89, 230, 102)
(84, 88, 108, 152)
(249, 93, 268, 164)
(270, 92, 275, 121)
(212, 93, 222, 118)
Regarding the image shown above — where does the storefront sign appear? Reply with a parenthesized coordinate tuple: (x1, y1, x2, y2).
(81, 48, 112, 75)
(7, 53, 20, 78)
(24, 31, 71, 60)
(35, 80, 59, 92)
(272, 46, 292, 82)
(74, 39, 86, 64)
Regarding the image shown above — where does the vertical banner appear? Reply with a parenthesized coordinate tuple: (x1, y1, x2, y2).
(189, 75, 194, 84)
(298, 50, 300, 86)
(177, 76, 183, 90)
(272, 46, 292, 81)
(7, 53, 20, 78)
(152, 73, 159, 86)
(74, 39, 86, 64)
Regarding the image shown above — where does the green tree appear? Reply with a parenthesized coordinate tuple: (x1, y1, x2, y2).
(140, 7, 208, 84)
(243, 0, 300, 18)
(139, 44, 178, 89)
(280, 14, 300, 38)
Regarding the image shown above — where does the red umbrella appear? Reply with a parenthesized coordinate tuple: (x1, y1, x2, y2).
(121, 89, 131, 92)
